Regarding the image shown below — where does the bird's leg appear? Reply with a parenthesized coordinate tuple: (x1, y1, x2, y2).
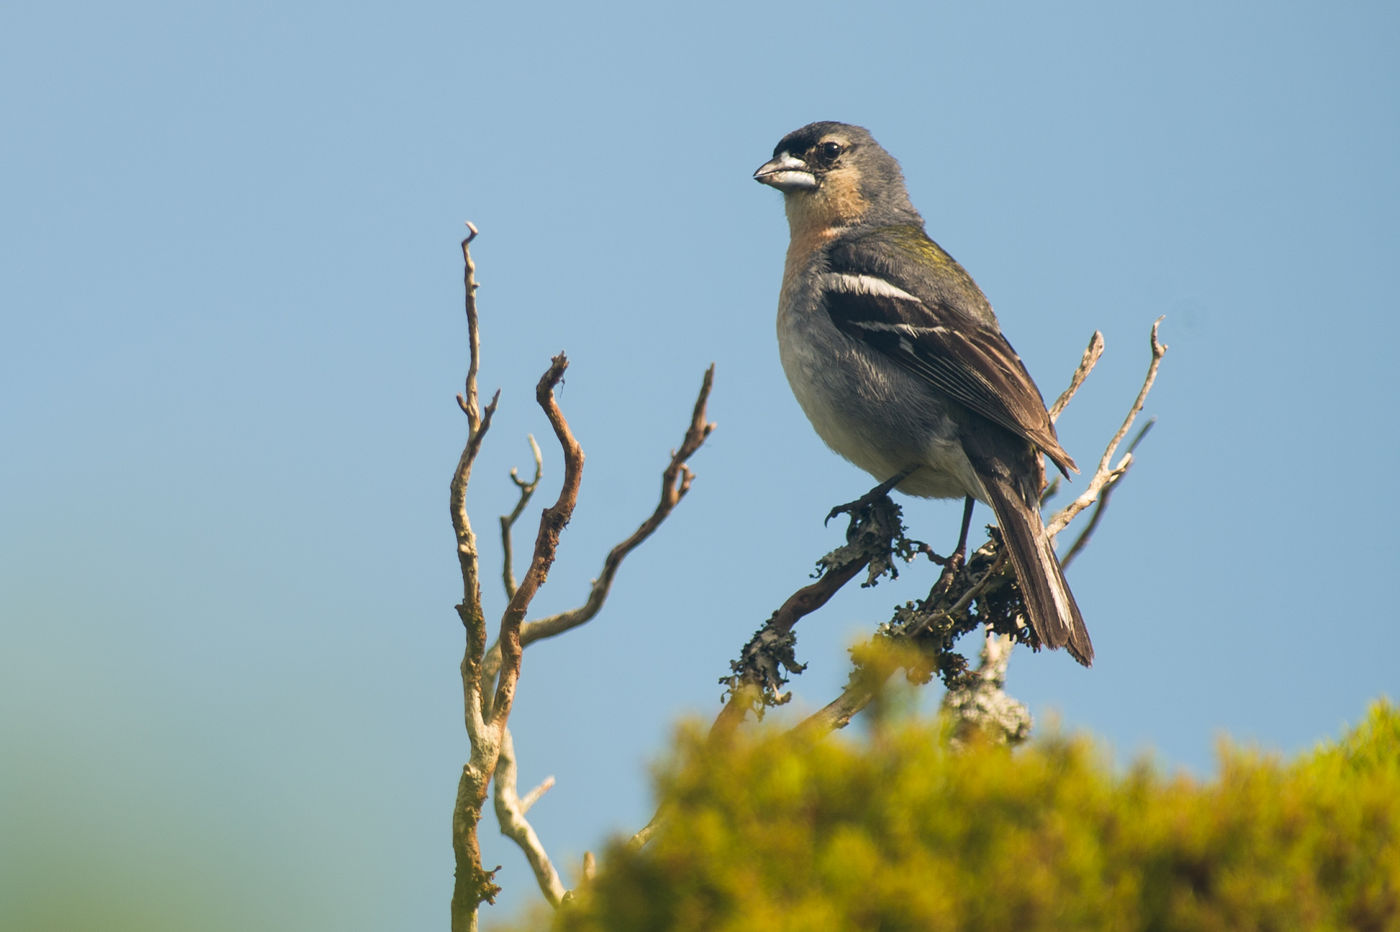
(923, 496, 975, 571)
(825, 466, 917, 527)
(953, 495, 975, 562)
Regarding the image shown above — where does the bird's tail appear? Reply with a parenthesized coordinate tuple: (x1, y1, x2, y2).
(980, 474, 1094, 666)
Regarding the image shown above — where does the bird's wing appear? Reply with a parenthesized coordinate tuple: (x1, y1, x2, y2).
(822, 227, 1076, 475)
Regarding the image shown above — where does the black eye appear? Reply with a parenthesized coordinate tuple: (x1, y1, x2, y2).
(818, 141, 843, 163)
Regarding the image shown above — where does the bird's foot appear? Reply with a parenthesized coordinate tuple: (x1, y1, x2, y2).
(824, 467, 916, 528)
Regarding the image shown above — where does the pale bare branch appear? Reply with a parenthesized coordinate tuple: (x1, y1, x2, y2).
(1061, 418, 1156, 569)
(1047, 318, 1166, 538)
(493, 725, 566, 906)
(1050, 330, 1105, 421)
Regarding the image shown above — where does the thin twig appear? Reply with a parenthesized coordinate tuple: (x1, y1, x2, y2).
(501, 436, 543, 600)
(1061, 418, 1155, 569)
(1047, 318, 1167, 538)
(1050, 330, 1105, 422)
(480, 366, 715, 684)
(521, 365, 714, 643)
(457, 223, 484, 430)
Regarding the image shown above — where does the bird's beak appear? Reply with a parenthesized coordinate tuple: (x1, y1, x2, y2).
(754, 153, 817, 192)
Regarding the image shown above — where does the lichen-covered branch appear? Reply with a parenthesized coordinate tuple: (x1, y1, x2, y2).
(794, 541, 1010, 739)
(939, 630, 1031, 746)
(710, 494, 914, 744)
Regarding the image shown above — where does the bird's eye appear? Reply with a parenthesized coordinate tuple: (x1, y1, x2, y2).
(818, 141, 844, 162)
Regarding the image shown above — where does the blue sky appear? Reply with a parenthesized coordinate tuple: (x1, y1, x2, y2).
(2, 1, 1397, 928)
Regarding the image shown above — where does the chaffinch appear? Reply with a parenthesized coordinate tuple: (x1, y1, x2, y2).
(755, 120, 1093, 666)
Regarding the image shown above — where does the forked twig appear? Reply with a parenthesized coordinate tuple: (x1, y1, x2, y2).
(501, 436, 543, 600)
(1047, 318, 1167, 538)
(479, 367, 716, 684)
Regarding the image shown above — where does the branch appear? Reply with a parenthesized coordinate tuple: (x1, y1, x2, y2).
(479, 366, 716, 684)
(520, 364, 715, 644)
(1047, 318, 1167, 538)
(630, 496, 913, 850)
(1050, 330, 1105, 422)
(490, 355, 584, 729)
(1060, 418, 1155, 569)
(500, 436, 543, 600)
(940, 631, 1031, 747)
(712, 494, 917, 739)
(449, 235, 584, 930)
(708, 557, 869, 742)
(793, 543, 1008, 738)
(451, 225, 506, 929)
(492, 725, 566, 906)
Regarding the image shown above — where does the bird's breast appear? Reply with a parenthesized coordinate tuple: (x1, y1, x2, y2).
(776, 291, 984, 502)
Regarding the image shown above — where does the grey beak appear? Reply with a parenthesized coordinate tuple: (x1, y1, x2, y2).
(754, 153, 817, 192)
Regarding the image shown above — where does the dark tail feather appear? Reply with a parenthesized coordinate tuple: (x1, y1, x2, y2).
(980, 475, 1094, 666)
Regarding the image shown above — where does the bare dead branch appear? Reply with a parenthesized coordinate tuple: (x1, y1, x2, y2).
(490, 355, 584, 729)
(451, 354, 582, 931)
(449, 240, 719, 914)
(1047, 318, 1167, 538)
(519, 774, 556, 813)
(451, 227, 507, 930)
(518, 364, 715, 646)
(458, 223, 483, 430)
(493, 725, 566, 906)
(478, 367, 716, 686)
(501, 435, 543, 600)
(1050, 330, 1105, 422)
(1060, 418, 1156, 569)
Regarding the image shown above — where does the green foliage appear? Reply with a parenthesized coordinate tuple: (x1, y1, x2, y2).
(528, 702, 1400, 931)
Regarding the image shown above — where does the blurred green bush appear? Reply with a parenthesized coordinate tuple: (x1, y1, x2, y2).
(522, 701, 1399, 931)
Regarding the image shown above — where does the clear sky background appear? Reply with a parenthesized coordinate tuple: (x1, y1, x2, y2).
(3, 1, 1397, 928)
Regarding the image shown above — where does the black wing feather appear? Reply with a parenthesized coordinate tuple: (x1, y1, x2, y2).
(822, 232, 1076, 475)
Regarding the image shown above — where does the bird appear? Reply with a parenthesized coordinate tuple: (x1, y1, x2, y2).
(754, 120, 1093, 666)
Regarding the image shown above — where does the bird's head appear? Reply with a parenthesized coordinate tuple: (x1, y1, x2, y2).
(754, 121, 919, 232)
